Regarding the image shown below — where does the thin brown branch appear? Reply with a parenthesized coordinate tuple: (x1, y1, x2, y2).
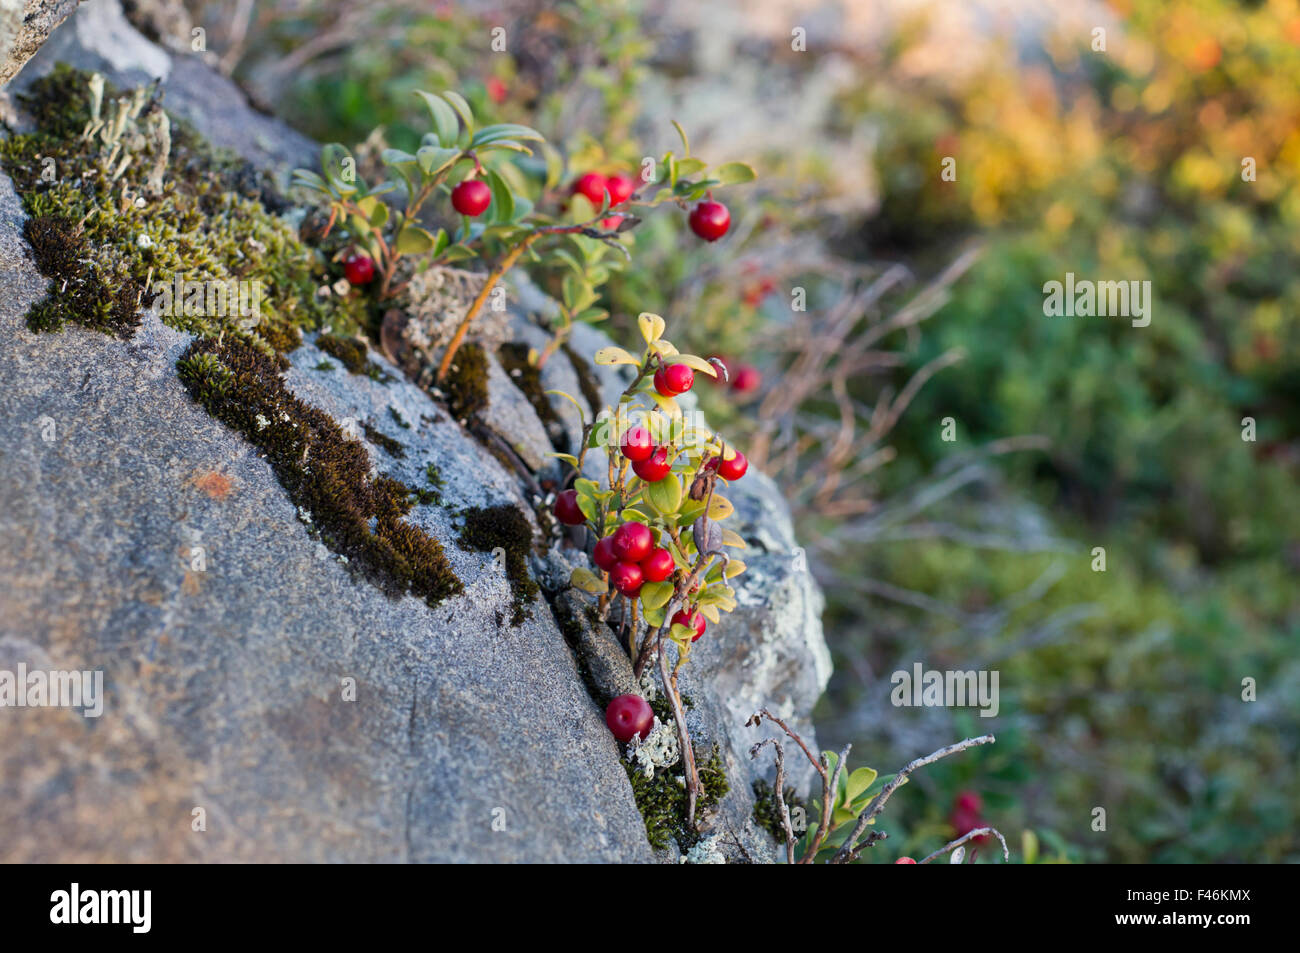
(920, 826, 1010, 864)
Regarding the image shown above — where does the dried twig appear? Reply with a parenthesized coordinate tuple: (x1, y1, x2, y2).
(920, 826, 1010, 864)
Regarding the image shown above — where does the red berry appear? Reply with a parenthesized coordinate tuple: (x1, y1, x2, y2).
(620, 425, 654, 462)
(895, 857, 917, 864)
(610, 560, 644, 597)
(343, 254, 375, 285)
(611, 521, 653, 562)
(606, 172, 636, 205)
(731, 364, 762, 394)
(552, 489, 585, 526)
(640, 547, 675, 583)
(949, 791, 989, 845)
(572, 172, 609, 206)
(486, 76, 507, 104)
(689, 200, 730, 241)
(706, 450, 748, 481)
(633, 447, 672, 482)
(600, 215, 623, 232)
(593, 535, 619, 572)
(452, 179, 492, 217)
(672, 608, 707, 641)
(605, 693, 654, 743)
(654, 363, 694, 397)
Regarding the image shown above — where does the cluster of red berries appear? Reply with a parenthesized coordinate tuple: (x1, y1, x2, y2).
(572, 170, 637, 231)
(592, 521, 672, 598)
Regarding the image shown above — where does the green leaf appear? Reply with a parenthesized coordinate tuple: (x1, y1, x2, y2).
(670, 622, 696, 644)
(395, 224, 436, 254)
(545, 390, 587, 428)
(470, 123, 545, 147)
(484, 168, 513, 224)
(643, 605, 666, 628)
(570, 567, 607, 594)
(639, 581, 673, 611)
(645, 474, 682, 515)
(713, 161, 758, 185)
(544, 451, 580, 467)
(416, 145, 460, 178)
(291, 168, 329, 192)
(845, 767, 878, 805)
(441, 90, 475, 135)
(671, 120, 690, 155)
(415, 90, 460, 146)
(676, 157, 707, 177)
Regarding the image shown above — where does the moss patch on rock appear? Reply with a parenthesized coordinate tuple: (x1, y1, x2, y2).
(751, 778, 807, 846)
(441, 341, 489, 422)
(624, 742, 729, 852)
(318, 332, 389, 381)
(456, 504, 540, 625)
(0, 66, 367, 352)
(177, 336, 462, 607)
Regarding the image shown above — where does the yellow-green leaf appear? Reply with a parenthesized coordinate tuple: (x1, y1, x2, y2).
(723, 559, 746, 578)
(544, 451, 580, 467)
(665, 353, 717, 378)
(570, 567, 607, 593)
(593, 346, 640, 367)
(707, 495, 734, 520)
(698, 603, 720, 624)
(545, 389, 587, 428)
(637, 312, 666, 344)
(639, 581, 673, 611)
(645, 474, 683, 515)
(845, 766, 878, 804)
(720, 528, 747, 548)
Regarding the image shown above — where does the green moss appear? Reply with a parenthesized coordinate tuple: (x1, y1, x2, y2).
(389, 406, 411, 429)
(318, 332, 389, 381)
(498, 342, 565, 449)
(442, 342, 489, 421)
(409, 462, 446, 506)
(624, 744, 729, 851)
(457, 504, 540, 625)
(751, 779, 807, 844)
(177, 336, 462, 607)
(0, 66, 368, 353)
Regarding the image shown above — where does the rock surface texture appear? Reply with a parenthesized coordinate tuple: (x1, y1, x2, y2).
(0, 0, 830, 862)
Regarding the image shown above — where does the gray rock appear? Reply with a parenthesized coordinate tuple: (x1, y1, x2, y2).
(0, 0, 82, 87)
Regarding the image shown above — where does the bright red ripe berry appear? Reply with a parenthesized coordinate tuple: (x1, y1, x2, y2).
(552, 489, 585, 526)
(640, 547, 675, 583)
(706, 450, 748, 481)
(654, 363, 694, 397)
(672, 608, 707, 641)
(689, 199, 730, 241)
(452, 179, 492, 217)
(610, 561, 644, 597)
(593, 535, 619, 572)
(606, 172, 636, 205)
(633, 447, 672, 482)
(605, 693, 654, 743)
(344, 254, 375, 285)
(731, 364, 761, 394)
(486, 76, 507, 104)
(611, 521, 653, 562)
(572, 172, 608, 206)
(620, 425, 654, 462)
(895, 857, 917, 864)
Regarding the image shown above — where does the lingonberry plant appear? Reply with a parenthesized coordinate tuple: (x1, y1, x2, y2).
(294, 97, 755, 385)
(549, 312, 750, 825)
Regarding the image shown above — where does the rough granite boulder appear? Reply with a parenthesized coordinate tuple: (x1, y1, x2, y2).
(0, 0, 831, 862)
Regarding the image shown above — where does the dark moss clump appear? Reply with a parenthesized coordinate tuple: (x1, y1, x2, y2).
(389, 406, 410, 429)
(499, 342, 565, 450)
(177, 336, 462, 607)
(624, 744, 729, 852)
(752, 779, 807, 845)
(21, 214, 143, 336)
(457, 504, 540, 625)
(562, 341, 604, 413)
(441, 342, 489, 421)
(363, 422, 405, 458)
(318, 332, 388, 381)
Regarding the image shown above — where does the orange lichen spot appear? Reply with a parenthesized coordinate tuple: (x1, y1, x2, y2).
(193, 470, 234, 500)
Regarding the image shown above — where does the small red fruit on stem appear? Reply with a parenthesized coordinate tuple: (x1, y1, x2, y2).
(611, 521, 654, 562)
(552, 489, 585, 526)
(572, 172, 609, 206)
(671, 608, 707, 641)
(640, 547, 675, 583)
(633, 447, 672, 482)
(605, 693, 654, 743)
(706, 450, 748, 481)
(730, 364, 761, 394)
(593, 535, 619, 572)
(344, 253, 375, 286)
(610, 561, 644, 597)
(895, 857, 917, 864)
(606, 172, 637, 205)
(620, 425, 654, 462)
(452, 179, 492, 217)
(689, 199, 730, 241)
(653, 362, 694, 397)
